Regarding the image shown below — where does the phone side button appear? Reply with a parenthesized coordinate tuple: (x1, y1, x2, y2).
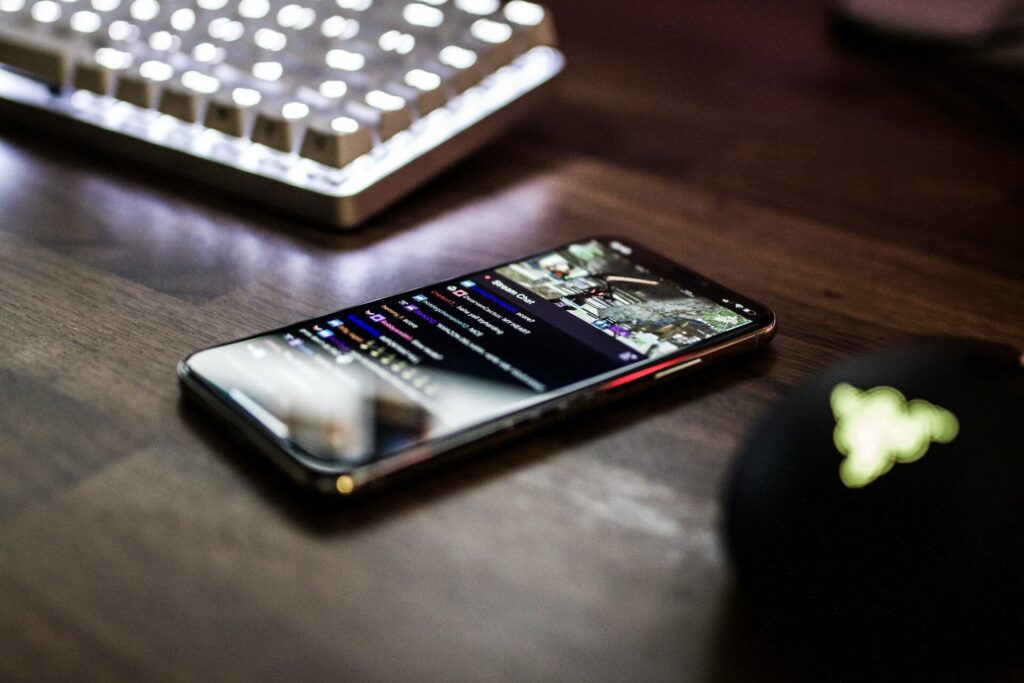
(654, 358, 702, 380)
(519, 405, 561, 426)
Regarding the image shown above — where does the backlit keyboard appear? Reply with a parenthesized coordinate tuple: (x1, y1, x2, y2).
(0, 0, 562, 226)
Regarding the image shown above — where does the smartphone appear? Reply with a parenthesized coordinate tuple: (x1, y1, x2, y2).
(179, 236, 776, 496)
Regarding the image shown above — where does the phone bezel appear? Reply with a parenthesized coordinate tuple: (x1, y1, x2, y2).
(178, 235, 777, 494)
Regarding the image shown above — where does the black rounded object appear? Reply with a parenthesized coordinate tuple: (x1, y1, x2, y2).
(725, 337, 1024, 665)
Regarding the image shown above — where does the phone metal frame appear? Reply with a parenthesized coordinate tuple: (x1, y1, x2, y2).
(179, 235, 777, 495)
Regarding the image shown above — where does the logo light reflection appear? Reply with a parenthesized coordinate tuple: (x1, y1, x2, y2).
(830, 383, 959, 489)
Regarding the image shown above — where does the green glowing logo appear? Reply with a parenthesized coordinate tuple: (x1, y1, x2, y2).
(830, 383, 959, 489)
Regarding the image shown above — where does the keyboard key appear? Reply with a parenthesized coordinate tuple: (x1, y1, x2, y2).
(437, 44, 483, 92)
(364, 89, 412, 139)
(115, 69, 161, 108)
(402, 68, 446, 115)
(503, 0, 556, 48)
(0, 25, 70, 84)
(205, 91, 257, 137)
(468, 18, 516, 68)
(158, 70, 220, 122)
(299, 116, 373, 168)
(73, 62, 114, 95)
(159, 84, 203, 122)
(252, 100, 309, 152)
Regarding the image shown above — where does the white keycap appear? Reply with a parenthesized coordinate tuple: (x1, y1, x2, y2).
(299, 115, 373, 168)
(437, 44, 482, 92)
(357, 88, 412, 141)
(73, 61, 115, 95)
(205, 95, 253, 136)
(115, 69, 161, 108)
(0, 25, 71, 84)
(159, 83, 203, 122)
(503, 0, 555, 48)
(402, 68, 446, 115)
(468, 18, 515, 68)
(251, 100, 309, 152)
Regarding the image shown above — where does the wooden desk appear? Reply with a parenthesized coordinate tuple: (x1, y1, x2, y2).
(1, 1, 1021, 679)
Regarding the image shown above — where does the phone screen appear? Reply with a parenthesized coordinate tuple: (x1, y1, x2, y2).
(185, 238, 768, 471)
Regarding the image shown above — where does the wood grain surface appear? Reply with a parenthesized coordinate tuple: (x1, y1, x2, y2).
(1, 1, 1022, 680)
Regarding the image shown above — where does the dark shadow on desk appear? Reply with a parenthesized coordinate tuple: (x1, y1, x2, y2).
(703, 578, 1024, 682)
(178, 346, 778, 537)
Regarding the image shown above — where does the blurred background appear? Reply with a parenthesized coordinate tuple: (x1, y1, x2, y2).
(538, 0, 1023, 281)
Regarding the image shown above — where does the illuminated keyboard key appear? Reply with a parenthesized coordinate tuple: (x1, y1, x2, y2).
(299, 116, 373, 168)
(115, 70, 159, 108)
(159, 70, 220, 122)
(402, 68, 446, 116)
(359, 89, 412, 141)
(0, 25, 70, 84)
(75, 47, 132, 95)
(469, 18, 516, 68)
(437, 44, 482, 92)
(73, 62, 113, 95)
(204, 86, 261, 136)
(159, 84, 202, 122)
(503, 0, 556, 48)
(252, 100, 309, 152)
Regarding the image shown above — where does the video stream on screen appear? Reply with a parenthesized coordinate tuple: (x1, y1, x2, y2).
(496, 240, 749, 360)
